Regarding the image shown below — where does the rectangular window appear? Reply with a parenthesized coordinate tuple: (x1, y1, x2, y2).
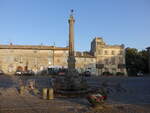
(105, 59, 109, 65)
(111, 50, 115, 55)
(119, 57, 123, 64)
(104, 50, 108, 55)
(111, 57, 115, 65)
(98, 50, 103, 55)
(119, 50, 123, 55)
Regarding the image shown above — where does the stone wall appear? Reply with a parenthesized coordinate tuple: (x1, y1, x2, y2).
(0, 46, 96, 75)
(0, 49, 51, 74)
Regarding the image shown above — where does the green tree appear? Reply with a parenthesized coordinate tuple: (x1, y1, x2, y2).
(138, 50, 149, 73)
(125, 48, 149, 76)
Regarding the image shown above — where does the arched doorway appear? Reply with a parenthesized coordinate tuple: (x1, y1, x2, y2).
(16, 66, 23, 72)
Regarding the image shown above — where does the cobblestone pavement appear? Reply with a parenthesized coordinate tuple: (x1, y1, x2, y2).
(0, 75, 150, 113)
(86, 76, 150, 104)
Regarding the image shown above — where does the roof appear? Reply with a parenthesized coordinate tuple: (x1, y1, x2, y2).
(0, 44, 68, 50)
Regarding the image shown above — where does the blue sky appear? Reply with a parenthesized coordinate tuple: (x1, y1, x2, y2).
(0, 0, 150, 51)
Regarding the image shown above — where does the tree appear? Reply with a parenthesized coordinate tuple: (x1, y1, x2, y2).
(138, 50, 149, 73)
(125, 48, 149, 76)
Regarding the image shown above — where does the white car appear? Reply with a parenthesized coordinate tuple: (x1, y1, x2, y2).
(137, 72, 143, 77)
(15, 71, 22, 75)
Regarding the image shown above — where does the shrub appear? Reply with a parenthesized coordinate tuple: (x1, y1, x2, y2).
(116, 72, 124, 76)
(102, 71, 113, 76)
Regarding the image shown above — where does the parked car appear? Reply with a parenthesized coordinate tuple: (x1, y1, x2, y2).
(48, 68, 59, 75)
(137, 71, 143, 77)
(80, 71, 91, 77)
(58, 69, 67, 76)
(15, 70, 23, 76)
(23, 70, 34, 76)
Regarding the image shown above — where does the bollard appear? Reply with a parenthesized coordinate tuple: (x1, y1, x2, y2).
(19, 86, 24, 95)
(47, 88, 54, 100)
(42, 88, 47, 99)
(33, 88, 39, 95)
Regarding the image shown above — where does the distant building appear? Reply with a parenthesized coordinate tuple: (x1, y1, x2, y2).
(0, 37, 127, 75)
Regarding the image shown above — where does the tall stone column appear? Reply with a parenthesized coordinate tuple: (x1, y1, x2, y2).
(68, 13, 75, 56)
(68, 10, 76, 71)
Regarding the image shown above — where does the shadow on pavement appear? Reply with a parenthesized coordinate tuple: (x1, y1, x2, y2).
(0, 74, 16, 89)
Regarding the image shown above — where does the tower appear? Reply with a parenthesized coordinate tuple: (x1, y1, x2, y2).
(68, 9, 75, 56)
(68, 10, 76, 71)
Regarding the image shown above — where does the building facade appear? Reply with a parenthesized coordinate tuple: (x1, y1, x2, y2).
(0, 37, 127, 75)
(91, 37, 126, 75)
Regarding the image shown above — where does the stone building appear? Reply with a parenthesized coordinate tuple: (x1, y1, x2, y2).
(90, 37, 126, 75)
(0, 37, 126, 75)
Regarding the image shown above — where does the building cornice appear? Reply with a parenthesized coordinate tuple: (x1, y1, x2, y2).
(0, 44, 68, 50)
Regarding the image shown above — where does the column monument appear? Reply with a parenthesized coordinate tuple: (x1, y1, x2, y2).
(56, 10, 87, 92)
(68, 9, 76, 74)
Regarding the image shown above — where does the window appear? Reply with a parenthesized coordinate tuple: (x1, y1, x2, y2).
(105, 59, 109, 65)
(57, 59, 60, 63)
(97, 42, 101, 45)
(111, 50, 115, 55)
(33, 50, 37, 53)
(120, 68, 124, 72)
(104, 68, 109, 72)
(119, 57, 123, 64)
(98, 50, 103, 55)
(104, 50, 108, 55)
(119, 50, 123, 55)
(14, 57, 19, 62)
(20, 56, 23, 63)
(111, 57, 115, 65)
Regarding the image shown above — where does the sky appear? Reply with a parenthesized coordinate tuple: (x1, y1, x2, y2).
(0, 0, 150, 51)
